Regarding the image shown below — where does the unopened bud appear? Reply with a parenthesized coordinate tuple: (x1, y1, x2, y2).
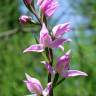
(19, 15, 31, 24)
(23, 0, 32, 5)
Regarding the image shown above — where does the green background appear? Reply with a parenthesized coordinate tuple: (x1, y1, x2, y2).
(0, 0, 96, 96)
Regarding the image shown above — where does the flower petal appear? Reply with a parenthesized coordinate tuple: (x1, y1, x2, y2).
(43, 82, 52, 96)
(40, 33, 52, 47)
(23, 44, 44, 53)
(37, 0, 43, 5)
(40, 23, 49, 39)
(40, 0, 59, 17)
(25, 73, 42, 86)
(50, 38, 70, 48)
(39, 23, 51, 45)
(44, 0, 59, 17)
(58, 49, 71, 61)
(24, 74, 43, 94)
(58, 45, 64, 51)
(41, 61, 55, 75)
(62, 70, 88, 78)
(52, 23, 70, 38)
(24, 81, 43, 94)
(56, 50, 71, 73)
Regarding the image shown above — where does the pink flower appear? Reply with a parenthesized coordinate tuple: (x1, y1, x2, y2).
(23, 23, 68, 53)
(42, 50, 88, 78)
(19, 15, 31, 24)
(23, 0, 32, 5)
(38, 0, 59, 17)
(24, 73, 52, 96)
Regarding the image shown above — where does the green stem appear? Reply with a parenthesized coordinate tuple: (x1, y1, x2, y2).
(46, 48, 53, 82)
(52, 73, 59, 87)
(48, 48, 53, 96)
(45, 48, 53, 96)
(30, 5, 42, 26)
(41, 11, 53, 96)
(53, 78, 66, 88)
(41, 13, 47, 26)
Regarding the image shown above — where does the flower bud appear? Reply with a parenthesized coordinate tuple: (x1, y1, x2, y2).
(19, 15, 31, 24)
(23, 0, 32, 5)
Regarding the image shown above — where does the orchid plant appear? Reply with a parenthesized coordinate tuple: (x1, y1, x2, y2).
(19, 0, 88, 96)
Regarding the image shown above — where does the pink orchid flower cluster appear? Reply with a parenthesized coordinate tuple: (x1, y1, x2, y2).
(19, 0, 87, 96)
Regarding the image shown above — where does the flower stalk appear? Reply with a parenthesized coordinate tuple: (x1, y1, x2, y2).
(19, 0, 88, 96)
(46, 48, 53, 96)
(30, 5, 42, 26)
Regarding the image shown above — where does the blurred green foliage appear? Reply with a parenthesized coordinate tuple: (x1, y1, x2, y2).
(0, 0, 96, 96)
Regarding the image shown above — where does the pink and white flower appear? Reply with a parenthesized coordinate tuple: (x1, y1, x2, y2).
(23, 23, 69, 53)
(42, 50, 88, 78)
(24, 73, 52, 96)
